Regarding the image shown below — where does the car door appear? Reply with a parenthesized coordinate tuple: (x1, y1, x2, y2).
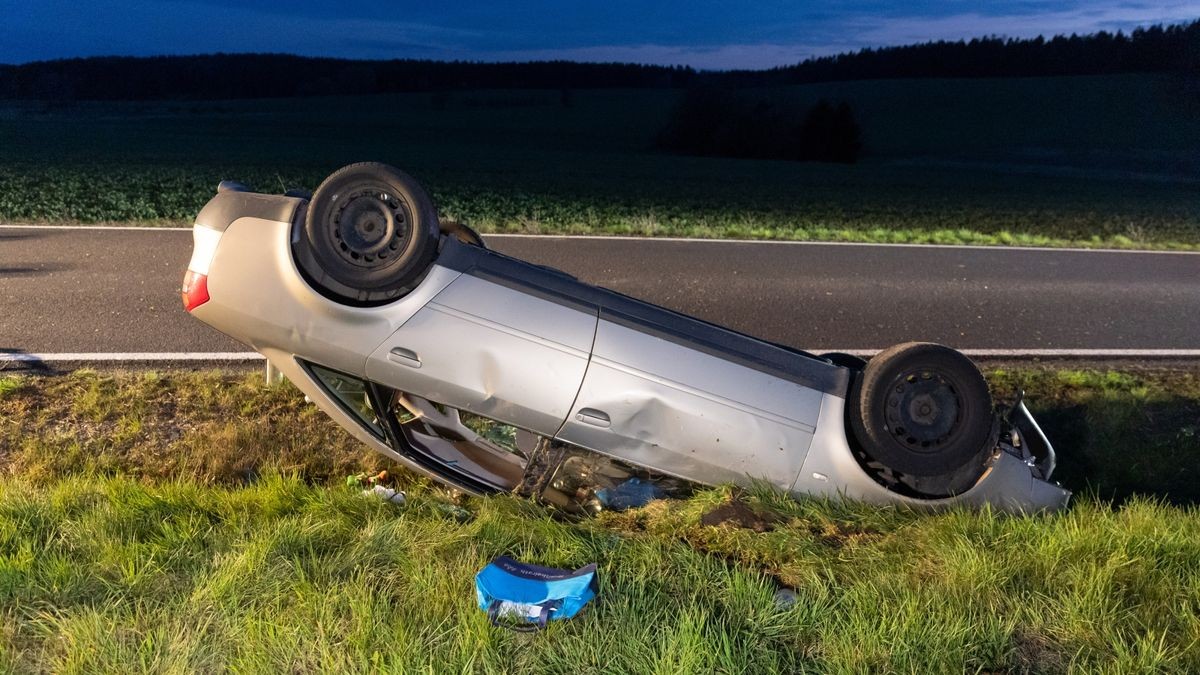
(556, 310, 830, 491)
(365, 272, 598, 437)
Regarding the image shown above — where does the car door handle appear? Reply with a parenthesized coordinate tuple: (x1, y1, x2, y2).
(387, 347, 421, 369)
(575, 408, 610, 428)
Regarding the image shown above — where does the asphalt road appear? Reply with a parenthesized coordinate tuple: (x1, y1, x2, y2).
(2, 226, 1198, 357)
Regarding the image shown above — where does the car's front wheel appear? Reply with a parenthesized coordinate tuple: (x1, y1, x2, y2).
(848, 342, 995, 487)
(293, 162, 441, 305)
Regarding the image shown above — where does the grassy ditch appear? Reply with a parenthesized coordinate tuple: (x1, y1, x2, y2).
(2, 368, 1197, 502)
(0, 368, 1198, 672)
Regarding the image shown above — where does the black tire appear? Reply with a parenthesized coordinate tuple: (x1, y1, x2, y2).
(294, 162, 440, 305)
(849, 342, 994, 477)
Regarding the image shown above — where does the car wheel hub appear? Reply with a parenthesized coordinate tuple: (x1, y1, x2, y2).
(331, 189, 410, 268)
(885, 370, 962, 452)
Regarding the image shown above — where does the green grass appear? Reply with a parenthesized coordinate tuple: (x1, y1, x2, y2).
(1, 476, 1198, 672)
(0, 370, 391, 485)
(2, 75, 1198, 249)
(4, 368, 1197, 501)
(1, 367, 1198, 672)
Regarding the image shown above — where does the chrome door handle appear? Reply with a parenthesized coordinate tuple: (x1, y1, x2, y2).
(575, 408, 610, 428)
(388, 347, 421, 368)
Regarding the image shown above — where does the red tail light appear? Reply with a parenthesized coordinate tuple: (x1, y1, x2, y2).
(181, 269, 209, 311)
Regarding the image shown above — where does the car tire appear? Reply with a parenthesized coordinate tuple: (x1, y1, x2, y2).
(294, 162, 440, 305)
(849, 342, 994, 477)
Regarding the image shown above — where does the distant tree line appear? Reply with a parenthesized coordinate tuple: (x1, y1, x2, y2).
(735, 20, 1200, 85)
(656, 89, 862, 163)
(0, 55, 696, 101)
(0, 20, 1195, 101)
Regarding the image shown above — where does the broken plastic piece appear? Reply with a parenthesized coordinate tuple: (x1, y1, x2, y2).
(475, 556, 599, 631)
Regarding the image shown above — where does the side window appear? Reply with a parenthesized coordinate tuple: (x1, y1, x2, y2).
(305, 362, 384, 438)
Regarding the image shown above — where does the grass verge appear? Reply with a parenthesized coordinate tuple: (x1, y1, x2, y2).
(3, 368, 1197, 501)
(1, 477, 1197, 672)
(0, 368, 1198, 672)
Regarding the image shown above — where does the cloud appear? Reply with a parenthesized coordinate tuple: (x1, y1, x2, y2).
(1, 0, 1197, 67)
(845, 2, 1200, 47)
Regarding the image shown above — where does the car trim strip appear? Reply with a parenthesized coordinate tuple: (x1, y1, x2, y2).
(589, 354, 818, 433)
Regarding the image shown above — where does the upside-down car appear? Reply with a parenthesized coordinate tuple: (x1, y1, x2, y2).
(182, 163, 1069, 513)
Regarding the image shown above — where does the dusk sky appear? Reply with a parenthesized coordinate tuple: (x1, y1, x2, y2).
(2, 1, 1198, 69)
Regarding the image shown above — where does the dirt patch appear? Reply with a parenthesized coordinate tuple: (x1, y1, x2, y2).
(805, 521, 881, 548)
(700, 500, 780, 532)
(699, 499, 879, 547)
(1010, 628, 1068, 674)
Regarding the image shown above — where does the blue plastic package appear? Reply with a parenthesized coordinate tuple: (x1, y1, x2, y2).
(596, 477, 665, 510)
(475, 556, 599, 630)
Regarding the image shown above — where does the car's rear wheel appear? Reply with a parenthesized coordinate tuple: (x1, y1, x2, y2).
(849, 342, 994, 479)
(294, 162, 440, 305)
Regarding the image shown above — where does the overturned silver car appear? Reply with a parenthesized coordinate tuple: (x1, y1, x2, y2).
(182, 163, 1068, 513)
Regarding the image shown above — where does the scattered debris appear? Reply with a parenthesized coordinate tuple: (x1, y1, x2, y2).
(475, 556, 600, 631)
(596, 478, 665, 510)
(348, 470, 406, 505)
(517, 439, 693, 514)
(773, 588, 799, 609)
(435, 502, 473, 522)
(346, 469, 388, 488)
(364, 484, 407, 505)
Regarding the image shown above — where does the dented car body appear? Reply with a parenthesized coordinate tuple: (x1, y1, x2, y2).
(183, 164, 1069, 513)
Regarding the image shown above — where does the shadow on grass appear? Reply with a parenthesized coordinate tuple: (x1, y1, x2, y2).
(1035, 397, 1200, 505)
(1, 368, 1198, 508)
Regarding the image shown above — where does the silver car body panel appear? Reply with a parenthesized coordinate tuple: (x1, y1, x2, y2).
(365, 273, 597, 436)
(188, 195, 1070, 513)
(557, 317, 821, 491)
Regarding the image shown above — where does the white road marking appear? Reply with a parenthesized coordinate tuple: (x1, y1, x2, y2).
(2, 224, 1197, 255)
(817, 349, 1200, 358)
(483, 234, 1200, 256)
(0, 352, 264, 362)
(2, 349, 1198, 365)
(0, 224, 193, 232)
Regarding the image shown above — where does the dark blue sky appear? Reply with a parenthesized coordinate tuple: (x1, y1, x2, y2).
(2, 1, 1197, 68)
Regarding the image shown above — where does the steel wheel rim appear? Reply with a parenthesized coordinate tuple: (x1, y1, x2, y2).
(329, 188, 411, 268)
(884, 368, 964, 452)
